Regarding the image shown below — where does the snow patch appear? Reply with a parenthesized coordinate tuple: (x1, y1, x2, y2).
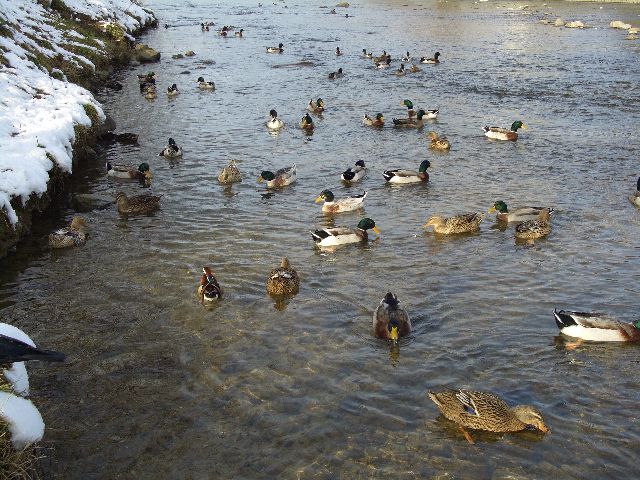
(0, 392, 44, 450)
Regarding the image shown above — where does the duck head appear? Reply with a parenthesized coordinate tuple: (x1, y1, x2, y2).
(511, 406, 549, 433)
(418, 160, 431, 173)
(70, 216, 87, 231)
(488, 200, 508, 214)
(355, 160, 366, 168)
(402, 99, 413, 109)
(434, 52, 441, 59)
(258, 171, 275, 182)
(269, 109, 278, 118)
(357, 218, 380, 234)
(197, 76, 205, 83)
(511, 121, 526, 132)
(315, 190, 334, 203)
(375, 113, 384, 121)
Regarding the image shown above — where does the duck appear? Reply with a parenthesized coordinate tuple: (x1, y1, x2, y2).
(424, 213, 484, 234)
(217, 160, 242, 184)
(362, 49, 373, 58)
(427, 131, 450, 150)
(310, 218, 380, 247)
(425, 108, 439, 119)
(106, 162, 152, 181)
(483, 121, 526, 141)
(200, 22, 209, 31)
(115, 192, 161, 215)
(48, 216, 88, 248)
(514, 209, 551, 240)
(335, 46, 342, 56)
(315, 190, 367, 213)
(266, 43, 284, 53)
(266, 109, 284, 130)
(488, 201, 554, 223)
(234, 28, 244, 37)
(196, 76, 215, 90)
(373, 292, 411, 344)
(372, 51, 388, 63)
(266, 257, 300, 296)
(374, 59, 390, 69)
(427, 390, 549, 443)
(553, 309, 640, 342)
(258, 164, 297, 188)
(395, 63, 406, 76)
(0, 334, 65, 364)
(166, 83, 179, 96)
(408, 64, 421, 73)
(158, 137, 183, 157)
(400, 51, 411, 62)
(383, 159, 430, 184)
(341, 160, 366, 183)
(392, 109, 426, 128)
(363, 113, 384, 127)
(143, 85, 157, 99)
(307, 98, 325, 113)
(137, 71, 156, 85)
(401, 99, 416, 118)
(299, 113, 314, 130)
(629, 176, 640, 207)
(328, 68, 344, 79)
(198, 266, 223, 302)
(420, 52, 441, 64)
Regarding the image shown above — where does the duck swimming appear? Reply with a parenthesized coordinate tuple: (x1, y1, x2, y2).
(299, 113, 314, 130)
(420, 52, 441, 64)
(383, 159, 430, 184)
(266, 257, 300, 296)
(427, 131, 450, 150)
(266, 109, 284, 130)
(310, 218, 380, 247)
(106, 162, 152, 182)
(392, 109, 426, 128)
(307, 98, 325, 113)
(267, 43, 284, 53)
(363, 113, 384, 127)
(341, 160, 366, 183)
(159, 137, 183, 157)
(553, 309, 640, 342)
(166, 83, 179, 96)
(198, 266, 223, 302)
(115, 192, 161, 215)
(315, 190, 367, 213)
(196, 76, 215, 90)
(514, 209, 551, 240)
(48, 216, 87, 249)
(483, 121, 526, 141)
(258, 164, 297, 188)
(488, 201, 554, 223)
(328, 68, 344, 79)
(335, 46, 342, 56)
(424, 213, 484, 234)
(373, 292, 411, 344)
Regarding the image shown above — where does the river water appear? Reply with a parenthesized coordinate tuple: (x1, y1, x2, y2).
(2, 0, 640, 478)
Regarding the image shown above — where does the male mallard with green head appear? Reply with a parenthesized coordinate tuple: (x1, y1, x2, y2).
(424, 213, 484, 234)
(106, 162, 152, 182)
(311, 218, 380, 247)
(198, 266, 223, 302)
(488, 201, 554, 223)
(363, 113, 384, 127)
(266, 43, 284, 53)
(258, 164, 297, 188)
(427, 390, 549, 443)
(328, 68, 344, 79)
(395, 63, 406, 76)
(159, 138, 183, 158)
(266, 257, 300, 296)
(401, 99, 415, 117)
(299, 113, 314, 130)
(196, 76, 215, 90)
(307, 98, 325, 113)
(341, 160, 366, 183)
(553, 309, 640, 342)
(166, 84, 179, 96)
(392, 109, 426, 128)
(266, 109, 284, 130)
(420, 52, 441, 64)
(483, 121, 526, 141)
(383, 159, 430, 184)
(373, 292, 411, 344)
(115, 192, 161, 215)
(49, 216, 88, 249)
(514, 209, 551, 240)
(315, 190, 367, 213)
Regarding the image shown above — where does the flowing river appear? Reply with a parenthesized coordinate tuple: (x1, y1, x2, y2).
(1, 0, 640, 478)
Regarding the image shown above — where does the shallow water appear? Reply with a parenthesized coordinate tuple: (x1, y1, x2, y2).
(2, 0, 640, 478)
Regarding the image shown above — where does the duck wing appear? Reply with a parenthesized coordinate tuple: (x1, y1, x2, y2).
(553, 310, 625, 330)
(483, 126, 510, 134)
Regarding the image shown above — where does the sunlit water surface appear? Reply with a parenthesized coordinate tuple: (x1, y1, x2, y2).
(1, 0, 640, 478)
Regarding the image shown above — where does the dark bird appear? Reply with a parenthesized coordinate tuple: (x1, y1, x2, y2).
(0, 334, 65, 364)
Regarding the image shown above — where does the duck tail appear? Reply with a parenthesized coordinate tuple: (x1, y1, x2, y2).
(553, 309, 577, 329)
(382, 171, 394, 182)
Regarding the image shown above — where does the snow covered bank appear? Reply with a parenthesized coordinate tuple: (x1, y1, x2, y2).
(0, 0, 156, 256)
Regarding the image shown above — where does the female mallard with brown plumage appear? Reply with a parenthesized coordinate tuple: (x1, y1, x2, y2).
(363, 113, 384, 127)
(427, 131, 450, 150)
(115, 192, 161, 215)
(266, 257, 300, 296)
(423, 213, 484, 234)
(307, 98, 325, 113)
(106, 162, 152, 182)
(198, 266, 223, 302)
(49, 216, 88, 249)
(373, 292, 411, 344)
(514, 209, 551, 240)
(427, 390, 549, 443)
(218, 160, 242, 184)
(483, 121, 526, 141)
(553, 309, 640, 342)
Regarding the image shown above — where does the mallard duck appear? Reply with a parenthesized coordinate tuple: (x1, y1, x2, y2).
(200, 22, 209, 31)
(166, 83, 179, 96)
(0, 333, 65, 364)
(137, 72, 156, 84)
(307, 98, 325, 113)
(408, 64, 420, 73)
(424, 213, 484, 234)
(372, 51, 388, 63)
(159, 137, 183, 157)
(266, 109, 284, 130)
(266, 257, 300, 296)
(425, 108, 439, 119)
(363, 113, 384, 127)
(335, 47, 342, 56)
(427, 131, 450, 150)
(420, 52, 441, 64)
(427, 390, 549, 442)
(48, 216, 87, 249)
(514, 209, 551, 240)
(143, 85, 157, 99)
(362, 49, 373, 58)
(395, 63, 406, 76)
(341, 160, 366, 183)
(374, 59, 390, 69)
(217, 160, 242, 184)
(115, 192, 161, 215)
(315, 190, 367, 213)
(235, 28, 244, 37)
(258, 164, 297, 188)
(392, 109, 426, 128)
(401, 99, 415, 118)
(629, 176, 640, 207)
(299, 113, 314, 130)
(373, 292, 411, 344)
(328, 68, 344, 79)
(483, 121, 526, 141)
(184, 50, 196, 57)
(266, 43, 284, 53)
(106, 162, 152, 181)
(488, 201, 554, 223)
(400, 51, 411, 62)
(198, 266, 223, 302)
(196, 76, 215, 90)
(554, 309, 640, 342)
(383, 159, 430, 184)
(310, 218, 380, 247)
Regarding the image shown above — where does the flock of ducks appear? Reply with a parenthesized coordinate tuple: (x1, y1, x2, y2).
(43, 22, 640, 442)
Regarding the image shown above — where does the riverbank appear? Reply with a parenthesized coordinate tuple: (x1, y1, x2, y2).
(0, 0, 157, 259)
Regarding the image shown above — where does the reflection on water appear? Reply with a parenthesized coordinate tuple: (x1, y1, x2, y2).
(1, 0, 640, 478)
